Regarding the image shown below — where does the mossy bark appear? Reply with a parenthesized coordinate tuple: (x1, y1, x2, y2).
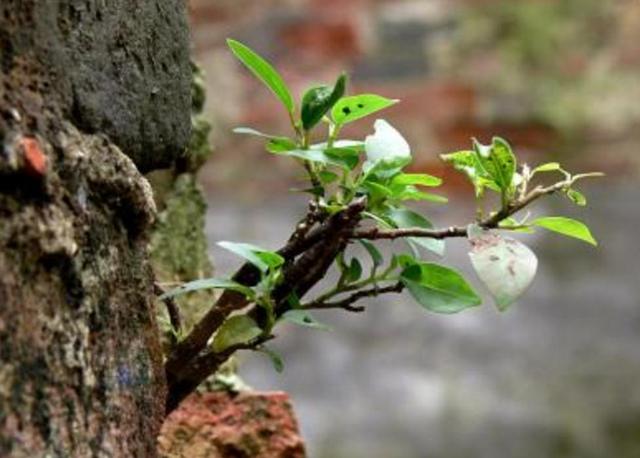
(148, 62, 215, 344)
(0, 0, 191, 455)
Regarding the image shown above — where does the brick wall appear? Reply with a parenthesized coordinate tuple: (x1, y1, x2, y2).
(189, 0, 640, 195)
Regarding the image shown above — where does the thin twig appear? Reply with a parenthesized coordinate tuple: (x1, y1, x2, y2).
(154, 283, 182, 336)
(351, 176, 587, 241)
(304, 282, 404, 313)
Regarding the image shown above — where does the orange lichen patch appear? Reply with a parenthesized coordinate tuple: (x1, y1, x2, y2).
(19, 136, 47, 177)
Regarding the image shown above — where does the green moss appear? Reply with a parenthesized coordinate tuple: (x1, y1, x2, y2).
(149, 174, 214, 332)
(183, 62, 213, 172)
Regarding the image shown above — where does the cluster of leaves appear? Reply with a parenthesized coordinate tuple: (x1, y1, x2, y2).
(160, 39, 602, 376)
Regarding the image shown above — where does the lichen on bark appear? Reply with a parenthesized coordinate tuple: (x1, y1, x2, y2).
(148, 62, 216, 338)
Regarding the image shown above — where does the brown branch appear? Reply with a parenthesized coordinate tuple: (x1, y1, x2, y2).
(164, 197, 367, 384)
(352, 179, 573, 241)
(164, 171, 603, 412)
(304, 282, 404, 313)
(165, 334, 274, 414)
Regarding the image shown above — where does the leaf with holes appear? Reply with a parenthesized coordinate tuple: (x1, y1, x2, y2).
(440, 149, 498, 196)
(332, 94, 398, 125)
(473, 137, 517, 195)
(469, 232, 538, 311)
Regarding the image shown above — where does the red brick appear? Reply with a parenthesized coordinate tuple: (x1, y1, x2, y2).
(279, 18, 361, 60)
(159, 391, 306, 457)
(354, 81, 478, 126)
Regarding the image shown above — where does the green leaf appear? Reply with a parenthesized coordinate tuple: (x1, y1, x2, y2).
(346, 258, 363, 283)
(468, 233, 538, 311)
(227, 39, 294, 114)
(474, 137, 517, 194)
(533, 162, 561, 174)
(311, 140, 364, 151)
(362, 155, 412, 179)
(362, 181, 392, 208)
(400, 262, 481, 313)
(359, 240, 383, 267)
(301, 73, 347, 130)
(266, 137, 298, 153)
(566, 188, 587, 206)
(323, 146, 361, 170)
(212, 315, 263, 353)
(332, 94, 399, 126)
(257, 346, 284, 373)
(232, 128, 297, 153)
(160, 278, 255, 300)
(532, 216, 597, 246)
(280, 310, 331, 331)
(391, 173, 443, 188)
(318, 171, 339, 184)
(393, 186, 448, 204)
(387, 208, 445, 256)
(440, 150, 497, 196)
(218, 241, 285, 272)
(272, 146, 358, 170)
(498, 217, 535, 233)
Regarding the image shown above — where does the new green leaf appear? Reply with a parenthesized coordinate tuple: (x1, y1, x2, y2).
(533, 162, 561, 174)
(474, 137, 517, 195)
(212, 315, 263, 353)
(301, 73, 347, 130)
(440, 150, 497, 196)
(227, 39, 295, 114)
(391, 173, 443, 188)
(532, 217, 597, 246)
(566, 189, 587, 206)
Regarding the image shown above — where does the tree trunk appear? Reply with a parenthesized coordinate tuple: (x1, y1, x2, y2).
(0, 1, 191, 455)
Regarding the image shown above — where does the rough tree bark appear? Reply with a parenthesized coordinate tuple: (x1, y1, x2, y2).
(0, 1, 191, 456)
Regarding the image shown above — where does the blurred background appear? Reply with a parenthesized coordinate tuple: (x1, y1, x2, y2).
(187, 1, 640, 457)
